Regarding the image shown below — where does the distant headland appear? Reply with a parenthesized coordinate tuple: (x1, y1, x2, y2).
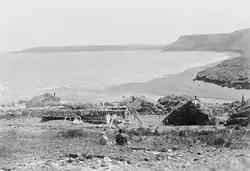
(12, 44, 165, 53)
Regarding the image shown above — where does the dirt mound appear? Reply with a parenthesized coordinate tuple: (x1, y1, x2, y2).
(25, 93, 60, 108)
(118, 96, 164, 115)
(163, 99, 215, 125)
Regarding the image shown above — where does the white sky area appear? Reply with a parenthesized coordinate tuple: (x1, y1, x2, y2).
(0, 0, 249, 51)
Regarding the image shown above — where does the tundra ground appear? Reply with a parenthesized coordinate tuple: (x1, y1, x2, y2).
(0, 115, 250, 171)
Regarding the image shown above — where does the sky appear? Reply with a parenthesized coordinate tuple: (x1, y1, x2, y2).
(0, 0, 249, 51)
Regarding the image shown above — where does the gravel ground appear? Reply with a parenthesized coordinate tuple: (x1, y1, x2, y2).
(0, 117, 249, 171)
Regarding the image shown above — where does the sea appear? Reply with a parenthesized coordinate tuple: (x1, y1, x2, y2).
(0, 51, 239, 104)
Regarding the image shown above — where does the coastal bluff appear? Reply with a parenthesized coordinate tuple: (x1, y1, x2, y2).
(164, 28, 250, 90)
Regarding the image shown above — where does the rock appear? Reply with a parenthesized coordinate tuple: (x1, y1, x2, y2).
(136, 127, 153, 136)
(67, 159, 73, 163)
(100, 161, 108, 167)
(163, 99, 215, 125)
(172, 146, 179, 151)
(67, 154, 78, 158)
(194, 158, 199, 161)
(103, 156, 112, 163)
(90, 159, 102, 169)
(153, 129, 160, 136)
(99, 133, 109, 145)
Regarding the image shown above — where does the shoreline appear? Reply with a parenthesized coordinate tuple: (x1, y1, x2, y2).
(0, 51, 242, 105)
(105, 51, 247, 102)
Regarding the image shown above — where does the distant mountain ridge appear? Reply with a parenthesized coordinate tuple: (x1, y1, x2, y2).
(14, 44, 164, 53)
(164, 28, 250, 90)
(164, 28, 250, 55)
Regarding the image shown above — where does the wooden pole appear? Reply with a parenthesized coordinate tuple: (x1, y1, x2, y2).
(131, 108, 143, 126)
(27, 110, 32, 120)
(109, 115, 116, 128)
(62, 115, 67, 127)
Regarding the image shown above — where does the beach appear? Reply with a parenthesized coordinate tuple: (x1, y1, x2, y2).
(0, 51, 241, 104)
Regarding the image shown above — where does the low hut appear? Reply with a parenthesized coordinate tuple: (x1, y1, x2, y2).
(226, 99, 250, 126)
(163, 99, 215, 126)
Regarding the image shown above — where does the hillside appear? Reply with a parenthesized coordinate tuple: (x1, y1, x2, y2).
(14, 45, 164, 53)
(164, 28, 250, 90)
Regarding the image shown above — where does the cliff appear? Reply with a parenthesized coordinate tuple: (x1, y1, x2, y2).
(164, 28, 250, 90)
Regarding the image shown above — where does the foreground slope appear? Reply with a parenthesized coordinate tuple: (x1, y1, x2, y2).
(164, 28, 250, 90)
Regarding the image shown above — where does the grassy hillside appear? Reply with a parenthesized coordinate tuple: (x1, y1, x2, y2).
(164, 28, 250, 90)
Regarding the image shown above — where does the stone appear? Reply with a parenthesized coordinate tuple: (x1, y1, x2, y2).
(67, 159, 73, 163)
(99, 132, 109, 145)
(68, 154, 78, 158)
(103, 156, 112, 163)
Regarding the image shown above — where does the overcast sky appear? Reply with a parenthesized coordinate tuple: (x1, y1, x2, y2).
(0, 0, 249, 51)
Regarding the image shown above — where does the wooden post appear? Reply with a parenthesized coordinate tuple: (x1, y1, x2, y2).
(131, 108, 143, 126)
(27, 110, 32, 120)
(109, 115, 116, 128)
(62, 115, 68, 127)
(242, 95, 245, 106)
